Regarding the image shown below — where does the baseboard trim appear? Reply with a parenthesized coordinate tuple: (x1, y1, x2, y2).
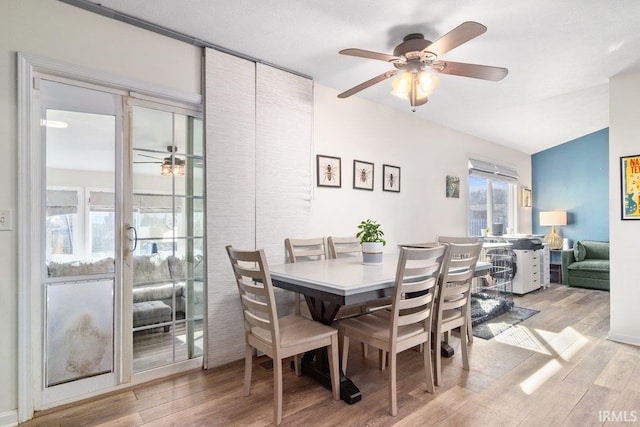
(607, 330, 640, 347)
(0, 410, 18, 427)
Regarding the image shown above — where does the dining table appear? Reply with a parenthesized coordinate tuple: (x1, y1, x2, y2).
(269, 252, 491, 404)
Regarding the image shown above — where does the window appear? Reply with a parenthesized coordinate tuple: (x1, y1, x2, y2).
(468, 159, 518, 236)
(89, 190, 115, 259)
(46, 188, 116, 262)
(46, 189, 80, 261)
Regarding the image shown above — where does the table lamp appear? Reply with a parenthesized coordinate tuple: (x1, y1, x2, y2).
(539, 210, 567, 250)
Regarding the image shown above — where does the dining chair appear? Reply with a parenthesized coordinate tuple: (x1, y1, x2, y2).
(338, 245, 448, 416)
(284, 237, 327, 317)
(225, 245, 339, 426)
(327, 235, 361, 259)
(327, 235, 392, 357)
(432, 240, 482, 387)
(437, 236, 481, 344)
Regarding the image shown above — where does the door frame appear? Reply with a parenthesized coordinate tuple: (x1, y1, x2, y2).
(17, 53, 203, 422)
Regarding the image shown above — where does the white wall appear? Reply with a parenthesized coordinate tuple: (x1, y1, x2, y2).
(608, 73, 640, 346)
(310, 84, 532, 246)
(1, 0, 201, 420)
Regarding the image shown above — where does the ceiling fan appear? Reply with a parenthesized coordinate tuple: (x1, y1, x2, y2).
(135, 145, 186, 176)
(337, 21, 508, 109)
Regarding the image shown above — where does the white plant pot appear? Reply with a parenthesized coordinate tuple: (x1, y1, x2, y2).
(361, 242, 384, 265)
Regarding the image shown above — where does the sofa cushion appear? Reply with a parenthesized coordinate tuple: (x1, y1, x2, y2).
(581, 240, 609, 260)
(133, 300, 171, 328)
(574, 241, 586, 261)
(133, 282, 185, 302)
(133, 255, 171, 283)
(48, 257, 115, 277)
(567, 259, 610, 272)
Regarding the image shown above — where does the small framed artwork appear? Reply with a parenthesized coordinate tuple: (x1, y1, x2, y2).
(353, 160, 374, 191)
(521, 187, 532, 208)
(446, 175, 460, 198)
(382, 164, 401, 192)
(620, 154, 640, 219)
(316, 154, 341, 187)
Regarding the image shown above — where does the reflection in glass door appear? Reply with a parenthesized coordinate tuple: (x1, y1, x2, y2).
(130, 104, 204, 373)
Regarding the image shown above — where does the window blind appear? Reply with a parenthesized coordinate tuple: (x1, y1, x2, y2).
(468, 158, 519, 182)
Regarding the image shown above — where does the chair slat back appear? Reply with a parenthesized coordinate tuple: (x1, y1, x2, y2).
(285, 237, 327, 263)
(390, 245, 448, 333)
(435, 240, 482, 320)
(327, 236, 361, 259)
(226, 245, 279, 345)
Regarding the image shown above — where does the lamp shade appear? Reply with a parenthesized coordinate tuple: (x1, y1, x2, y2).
(539, 210, 567, 226)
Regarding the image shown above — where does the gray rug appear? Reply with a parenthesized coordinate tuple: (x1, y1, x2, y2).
(470, 293, 514, 326)
(472, 306, 539, 340)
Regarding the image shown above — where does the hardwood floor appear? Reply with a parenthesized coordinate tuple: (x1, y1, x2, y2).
(22, 284, 640, 426)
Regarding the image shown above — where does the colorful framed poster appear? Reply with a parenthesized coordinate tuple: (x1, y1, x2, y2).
(621, 154, 640, 219)
(353, 160, 374, 190)
(316, 154, 341, 188)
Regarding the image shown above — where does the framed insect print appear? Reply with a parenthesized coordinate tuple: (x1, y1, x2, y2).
(621, 154, 640, 219)
(353, 160, 374, 190)
(383, 164, 401, 192)
(316, 154, 341, 188)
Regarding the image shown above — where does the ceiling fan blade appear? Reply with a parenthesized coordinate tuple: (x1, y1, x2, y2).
(339, 48, 402, 63)
(432, 60, 508, 81)
(134, 161, 162, 164)
(338, 70, 398, 98)
(138, 153, 164, 160)
(422, 21, 487, 57)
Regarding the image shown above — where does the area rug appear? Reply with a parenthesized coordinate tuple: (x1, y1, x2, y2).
(470, 293, 514, 326)
(472, 306, 539, 340)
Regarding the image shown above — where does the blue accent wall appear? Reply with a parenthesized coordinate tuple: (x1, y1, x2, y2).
(532, 128, 609, 245)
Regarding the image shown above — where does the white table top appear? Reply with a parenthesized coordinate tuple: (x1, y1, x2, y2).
(269, 254, 491, 305)
(270, 254, 401, 298)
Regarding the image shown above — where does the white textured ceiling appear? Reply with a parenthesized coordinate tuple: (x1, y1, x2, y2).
(83, 0, 640, 154)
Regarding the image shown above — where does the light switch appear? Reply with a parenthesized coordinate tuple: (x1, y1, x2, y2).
(0, 209, 12, 231)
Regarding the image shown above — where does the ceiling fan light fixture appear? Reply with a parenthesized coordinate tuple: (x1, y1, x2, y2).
(160, 156, 185, 176)
(418, 72, 439, 95)
(391, 71, 437, 107)
(338, 22, 507, 107)
(391, 72, 413, 99)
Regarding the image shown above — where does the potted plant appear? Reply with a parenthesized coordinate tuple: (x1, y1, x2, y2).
(356, 219, 386, 265)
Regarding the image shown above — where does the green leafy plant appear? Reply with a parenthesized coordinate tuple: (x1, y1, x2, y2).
(356, 219, 386, 245)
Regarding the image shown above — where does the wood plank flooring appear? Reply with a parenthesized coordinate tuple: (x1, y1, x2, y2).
(22, 284, 640, 427)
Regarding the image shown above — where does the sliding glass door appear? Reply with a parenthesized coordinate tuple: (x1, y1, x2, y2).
(130, 103, 204, 373)
(35, 79, 204, 406)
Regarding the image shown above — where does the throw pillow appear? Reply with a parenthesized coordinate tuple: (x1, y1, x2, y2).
(574, 241, 586, 261)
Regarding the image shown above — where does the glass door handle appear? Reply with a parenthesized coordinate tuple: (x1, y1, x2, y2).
(126, 225, 137, 252)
